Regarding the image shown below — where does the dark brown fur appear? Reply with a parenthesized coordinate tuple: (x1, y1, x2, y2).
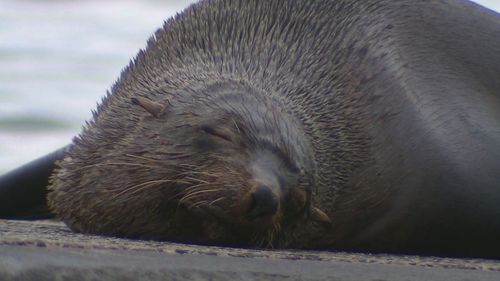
(48, 0, 500, 258)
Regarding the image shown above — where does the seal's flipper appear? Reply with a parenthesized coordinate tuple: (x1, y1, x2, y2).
(0, 145, 70, 219)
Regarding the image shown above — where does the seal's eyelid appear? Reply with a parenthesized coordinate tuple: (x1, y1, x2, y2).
(200, 125, 233, 143)
(260, 141, 300, 173)
(131, 96, 166, 118)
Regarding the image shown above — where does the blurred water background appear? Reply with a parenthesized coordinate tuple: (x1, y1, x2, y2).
(0, 0, 196, 173)
(0, 0, 498, 174)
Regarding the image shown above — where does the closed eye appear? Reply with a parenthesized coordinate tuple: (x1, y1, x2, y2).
(260, 140, 300, 174)
(200, 125, 233, 143)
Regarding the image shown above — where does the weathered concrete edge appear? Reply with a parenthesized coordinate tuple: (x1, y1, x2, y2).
(2, 220, 500, 271)
(1, 244, 500, 281)
(1, 219, 500, 281)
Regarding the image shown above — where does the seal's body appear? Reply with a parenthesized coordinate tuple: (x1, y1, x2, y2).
(1, 0, 500, 258)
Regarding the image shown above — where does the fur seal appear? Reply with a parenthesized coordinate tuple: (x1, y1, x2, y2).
(1, 0, 500, 259)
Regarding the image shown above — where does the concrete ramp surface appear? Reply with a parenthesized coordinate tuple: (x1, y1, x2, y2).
(1, 220, 499, 281)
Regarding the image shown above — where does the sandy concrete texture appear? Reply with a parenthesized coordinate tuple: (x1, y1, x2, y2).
(1, 219, 499, 281)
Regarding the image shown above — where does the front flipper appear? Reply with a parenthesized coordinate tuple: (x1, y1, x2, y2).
(0, 145, 70, 219)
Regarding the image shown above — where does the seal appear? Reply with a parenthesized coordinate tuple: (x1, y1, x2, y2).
(1, 0, 500, 259)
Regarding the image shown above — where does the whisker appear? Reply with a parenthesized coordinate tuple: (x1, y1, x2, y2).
(232, 118, 241, 134)
(124, 154, 160, 162)
(183, 182, 219, 193)
(209, 197, 226, 206)
(183, 176, 211, 184)
(252, 231, 265, 247)
(110, 179, 188, 199)
(178, 188, 222, 205)
(258, 235, 267, 248)
(190, 200, 209, 209)
(72, 162, 157, 172)
(110, 181, 160, 200)
(180, 171, 219, 177)
(267, 231, 275, 248)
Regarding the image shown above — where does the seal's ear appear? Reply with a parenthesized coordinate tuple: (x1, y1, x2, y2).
(131, 97, 165, 118)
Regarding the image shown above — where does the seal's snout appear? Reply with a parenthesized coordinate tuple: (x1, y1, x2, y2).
(247, 185, 279, 220)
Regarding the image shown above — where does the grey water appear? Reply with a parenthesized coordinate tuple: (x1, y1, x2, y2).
(0, 0, 195, 173)
(0, 0, 498, 174)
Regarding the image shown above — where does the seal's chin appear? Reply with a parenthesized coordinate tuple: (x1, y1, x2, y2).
(174, 185, 332, 247)
(182, 200, 286, 246)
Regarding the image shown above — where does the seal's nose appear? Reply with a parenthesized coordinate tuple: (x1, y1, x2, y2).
(247, 185, 279, 220)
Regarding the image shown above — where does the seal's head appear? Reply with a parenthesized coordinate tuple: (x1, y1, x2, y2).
(49, 80, 330, 247)
(133, 81, 323, 245)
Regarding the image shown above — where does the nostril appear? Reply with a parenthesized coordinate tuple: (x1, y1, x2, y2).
(248, 185, 279, 220)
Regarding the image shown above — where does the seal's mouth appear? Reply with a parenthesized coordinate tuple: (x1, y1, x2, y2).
(182, 186, 282, 230)
(169, 181, 284, 246)
(187, 205, 284, 247)
(156, 146, 332, 247)
(174, 181, 332, 247)
(181, 202, 332, 248)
